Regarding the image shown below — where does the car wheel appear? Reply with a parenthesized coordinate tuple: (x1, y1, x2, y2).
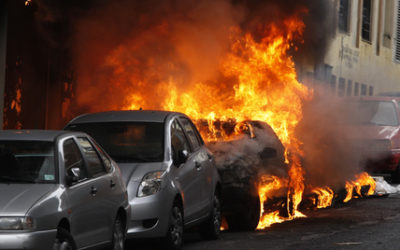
(226, 194, 260, 231)
(53, 228, 76, 250)
(112, 216, 125, 250)
(165, 203, 184, 250)
(200, 193, 221, 240)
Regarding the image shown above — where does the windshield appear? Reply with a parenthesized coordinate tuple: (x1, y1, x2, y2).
(0, 141, 56, 184)
(347, 101, 399, 126)
(67, 122, 165, 163)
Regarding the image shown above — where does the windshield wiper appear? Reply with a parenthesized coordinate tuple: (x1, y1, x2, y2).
(0, 176, 36, 183)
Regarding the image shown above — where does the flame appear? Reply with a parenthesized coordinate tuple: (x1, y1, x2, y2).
(311, 186, 334, 208)
(343, 172, 376, 203)
(25, 0, 32, 7)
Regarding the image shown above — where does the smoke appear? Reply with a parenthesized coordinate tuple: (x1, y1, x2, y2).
(295, 88, 365, 191)
(49, 0, 333, 113)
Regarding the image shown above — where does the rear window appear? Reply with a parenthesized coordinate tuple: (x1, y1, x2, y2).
(348, 101, 399, 126)
(0, 141, 56, 183)
(67, 122, 164, 163)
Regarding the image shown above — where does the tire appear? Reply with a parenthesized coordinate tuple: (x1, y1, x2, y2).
(226, 194, 260, 231)
(200, 193, 222, 240)
(112, 216, 126, 250)
(164, 203, 184, 250)
(53, 228, 76, 250)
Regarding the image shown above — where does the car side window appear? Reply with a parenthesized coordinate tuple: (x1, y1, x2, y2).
(63, 139, 88, 181)
(171, 120, 191, 164)
(92, 141, 113, 173)
(77, 137, 107, 177)
(179, 117, 201, 151)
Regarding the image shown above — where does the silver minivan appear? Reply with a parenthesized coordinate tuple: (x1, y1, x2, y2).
(0, 130, 130, 250)
(65, 110, 221, 250)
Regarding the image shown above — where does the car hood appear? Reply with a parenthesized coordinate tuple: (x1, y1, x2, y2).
(117, 162, 167, 184)
(348, 124, 400, 141)
(0, 184, 56, 216)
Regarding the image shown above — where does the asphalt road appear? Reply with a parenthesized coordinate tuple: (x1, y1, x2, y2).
(127, 193, 400, 250)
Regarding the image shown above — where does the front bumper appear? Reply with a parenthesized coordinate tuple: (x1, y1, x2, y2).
(0, 229, 57, 249)
(126, 185, 174, 239)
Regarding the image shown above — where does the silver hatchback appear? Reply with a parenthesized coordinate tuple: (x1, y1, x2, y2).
(0, 130, 130, 250)
(65, 110, 221, 249)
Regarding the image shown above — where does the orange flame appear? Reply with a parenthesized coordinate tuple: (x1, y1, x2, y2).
(344, 172, 376, 203)
(311, 186, 334, 208)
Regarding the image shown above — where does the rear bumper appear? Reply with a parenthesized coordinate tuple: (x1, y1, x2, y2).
(0, 229, 57, 249)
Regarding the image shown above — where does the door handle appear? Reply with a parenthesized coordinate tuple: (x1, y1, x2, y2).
(110, 180, 116, 188)
(91, 186, 98, 196)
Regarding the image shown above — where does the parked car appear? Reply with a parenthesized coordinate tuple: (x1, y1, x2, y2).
(65, 110, 221, 250)
(204, 120, 287, 231)
(346, 96, 400, 182)
(0, 130, 130, 250)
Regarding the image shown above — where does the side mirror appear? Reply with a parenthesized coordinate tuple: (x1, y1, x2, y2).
(66, 167, 81, 186)
(175, 150, 189, 167)
(259, 147, 277, 159)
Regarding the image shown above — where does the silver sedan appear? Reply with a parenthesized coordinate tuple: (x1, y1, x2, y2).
(0, 130, 130, 250)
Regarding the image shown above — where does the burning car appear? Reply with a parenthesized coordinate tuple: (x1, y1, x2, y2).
(346, 96, 400, 182)
(200, 120, 287, 231)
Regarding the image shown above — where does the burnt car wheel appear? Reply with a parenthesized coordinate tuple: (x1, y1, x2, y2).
(53, 228, 76, 250)
(112, 216, 125, 250)
(200, 193, 222, 239)
(226, 194, 260, 231)
(165, 203, 184, 250)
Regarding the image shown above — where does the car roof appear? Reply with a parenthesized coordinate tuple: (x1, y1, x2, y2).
(359, 96, 400, 102)
(66, 110, 186, 125)
(0, 130, 83, 141)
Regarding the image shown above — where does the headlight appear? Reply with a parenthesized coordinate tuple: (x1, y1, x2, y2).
(0, 217, 34, 230)
(137, 171, 165, 197)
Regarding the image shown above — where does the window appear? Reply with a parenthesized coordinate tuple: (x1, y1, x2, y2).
(179, 117, 202, 151)
(369, 86, 374, 96)
(63, 139, 87, 180)
(92, 142, 112, 172)
(354, 82, 360, 96)
(362, 0, 372, 42)
(347, 80, 353, 96)
(0, 141, 56, 183)
(67, 122, 164, 163)
(330, 75, 337, 94)
(383, 0, 394, 48)
(361, 84, 367, 96)
(77, 137, 106, 177)
(171, 120, 191, 165)
(338, 77, 346, 96)
(395, 0, 400, 61)
(339, 0, 350, 32)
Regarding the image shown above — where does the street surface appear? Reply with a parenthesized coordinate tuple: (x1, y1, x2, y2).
(127, 193, 400, 250)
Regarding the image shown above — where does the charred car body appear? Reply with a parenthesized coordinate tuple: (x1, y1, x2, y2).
(199, 120, 287, 231)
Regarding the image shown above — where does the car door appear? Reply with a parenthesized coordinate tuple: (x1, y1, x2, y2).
(170, 119, 202, 222)
(178, 117, 212, 216)
(75, 136, 118, 244)
(61, 137, 100, 248)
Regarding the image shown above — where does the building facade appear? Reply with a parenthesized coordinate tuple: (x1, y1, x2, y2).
(311, 0, 400, 97)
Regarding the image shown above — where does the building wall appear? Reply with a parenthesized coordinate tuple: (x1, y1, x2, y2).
(0, 1, 7, 129)
(322, 0, 400, 96)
